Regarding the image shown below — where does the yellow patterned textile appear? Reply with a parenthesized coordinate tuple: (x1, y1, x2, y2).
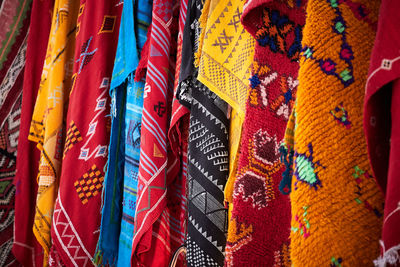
(28, 0, 78, 263)
(196, 0, 254, 205)
(197, 0, 253, 118)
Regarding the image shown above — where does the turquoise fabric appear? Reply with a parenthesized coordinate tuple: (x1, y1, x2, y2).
(96, 0, 152, 265)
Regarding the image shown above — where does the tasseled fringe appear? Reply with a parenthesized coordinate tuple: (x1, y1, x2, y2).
(93, 245, 117, 267)
(279, 142, 293, 195)
(193, 0, 211, 68)
(373, 240, 400, 267)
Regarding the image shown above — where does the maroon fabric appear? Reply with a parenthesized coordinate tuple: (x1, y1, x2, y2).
(364, 0, 400, 265)
(12, 1, 54, 266)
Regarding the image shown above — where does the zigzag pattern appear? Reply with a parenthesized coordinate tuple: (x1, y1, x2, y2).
(191, 98, 228, 134)
(188, 215, 224, 251)
(0, 38, 27, 107)
(52, 204, 92, 266)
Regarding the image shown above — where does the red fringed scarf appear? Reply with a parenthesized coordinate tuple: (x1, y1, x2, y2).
(226, 1, 306, 266)
(49, 1, 122, 265)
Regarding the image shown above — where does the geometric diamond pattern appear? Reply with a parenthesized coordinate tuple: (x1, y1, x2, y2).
(74, 164, 104, 204)
(63, 121, 83, 158)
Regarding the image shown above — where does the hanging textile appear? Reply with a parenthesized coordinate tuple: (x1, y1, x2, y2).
(186, 84, 230, 267)
(49, 1, 121, 265)
(13, 0, 54, 266)
(96, 0, 151, 264)
(116, 1, 152, 264)
(363, 0, 400, 265)
(225, 1, 306, 266)
(0, 0, 31, 265)
(167, 0, 191, 263)
(282, 0, 384, 265)
(28, 0, 78, 263)
(131, 0, 186, 265)
(175, 0, 229, 265)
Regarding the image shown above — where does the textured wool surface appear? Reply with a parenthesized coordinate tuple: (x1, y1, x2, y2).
(283, 0, 384, 265)
(49, 1, 121, 266)
(13, 1, 53, 266)
(28, 0, 78, 263)
(225, 1, 305, 266)
(363, 0, 400, 265)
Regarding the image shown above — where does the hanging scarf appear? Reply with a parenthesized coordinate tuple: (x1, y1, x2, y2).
(186, 84, 230, 267)
(167, 0, 190, 264)
(13, 1, 53, 266)
(131, 0, 185, 265)
(363, 0, 400, 265)
(96, 0, 152, 264)
(28, 0, 78, 263)
(283, 0, 384, 265)
(49, 1, 121, 266)
(225, 1, 305, 266)
(194, 0, 254, 214)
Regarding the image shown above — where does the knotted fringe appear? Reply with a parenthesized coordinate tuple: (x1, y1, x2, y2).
(374, 241, 400, 267)
(93, 245, 117, 266)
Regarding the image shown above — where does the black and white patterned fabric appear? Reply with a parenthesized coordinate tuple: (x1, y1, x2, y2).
(186, 84, 229, 267)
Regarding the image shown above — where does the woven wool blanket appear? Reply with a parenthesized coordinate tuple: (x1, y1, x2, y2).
(13, 1, 53, 266)
(28, 0, 79, 263)
(364, 0, 400, 266)
(49, 1, 121, 266)
(226, 1, 305, 266)
(283, 0, 384, 265)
